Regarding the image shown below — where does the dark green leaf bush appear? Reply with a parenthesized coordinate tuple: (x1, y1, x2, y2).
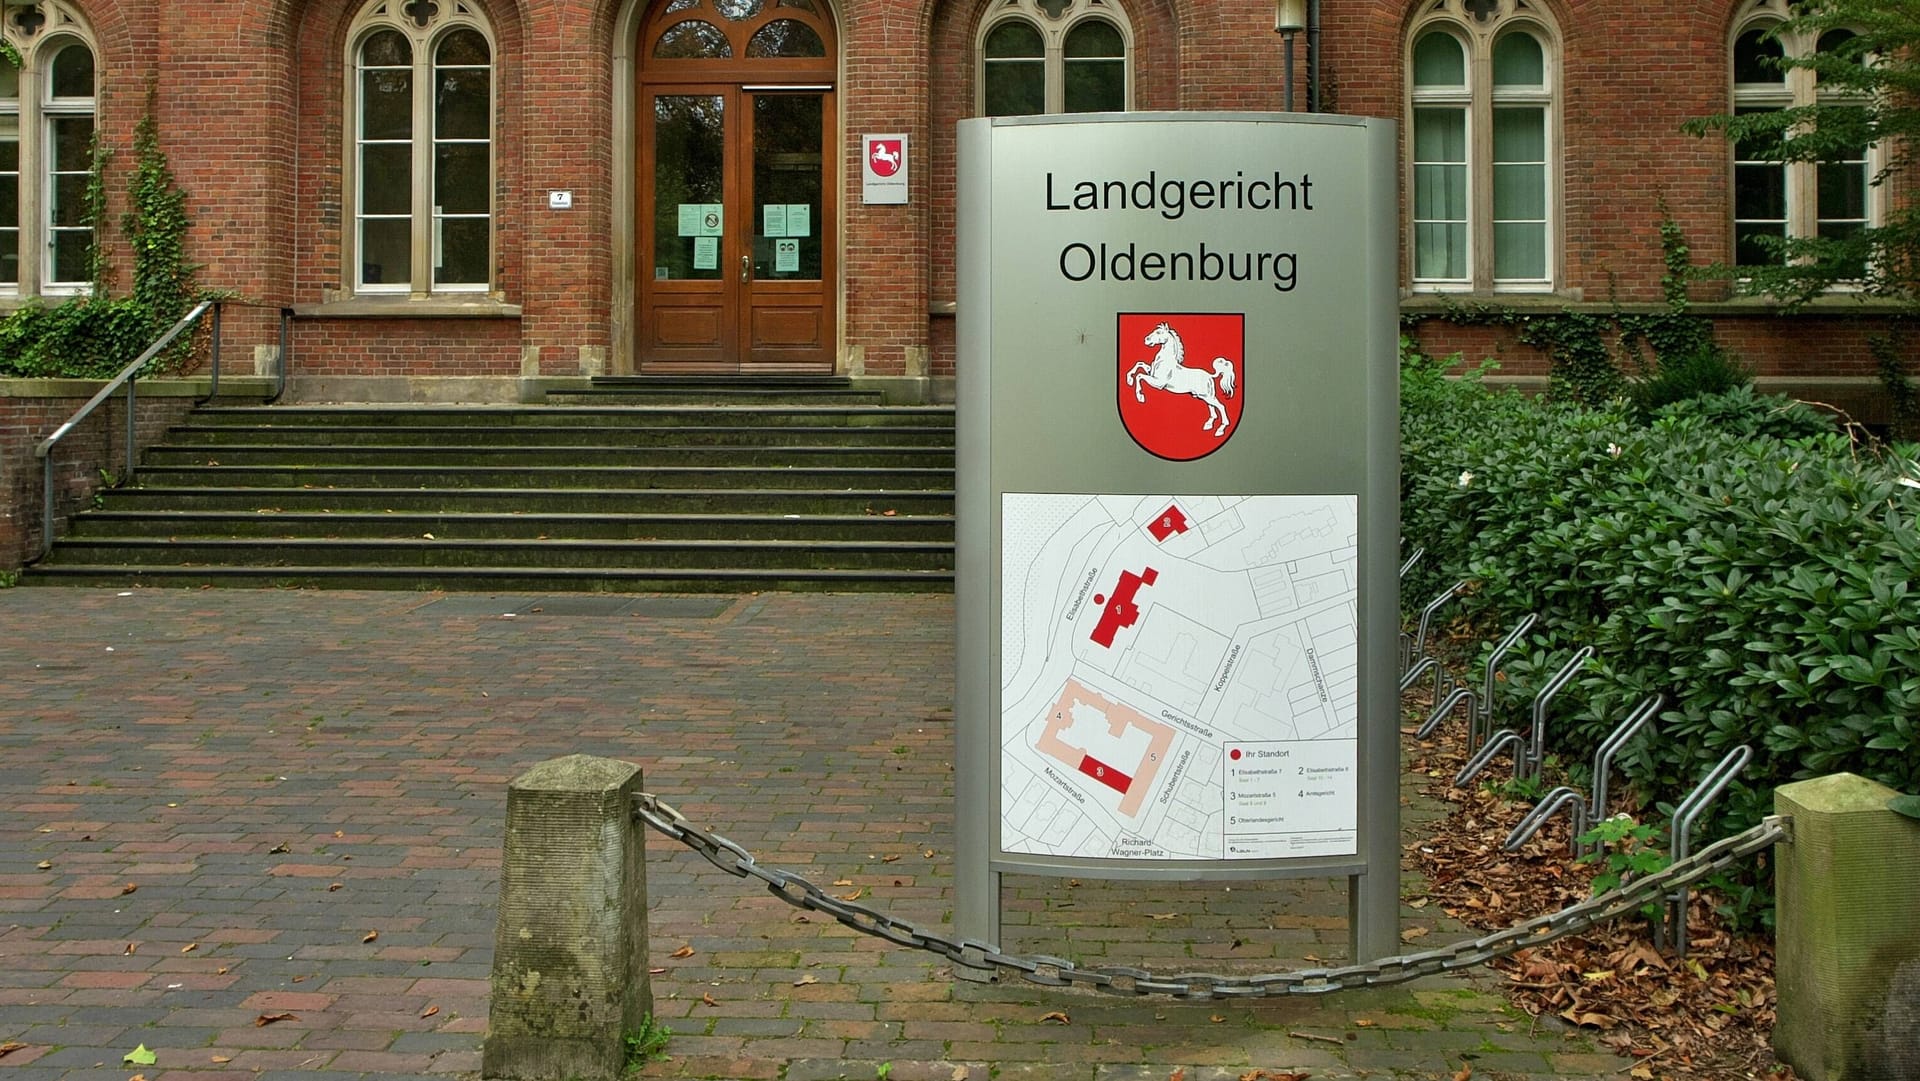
(1403, 347, 1920, 865)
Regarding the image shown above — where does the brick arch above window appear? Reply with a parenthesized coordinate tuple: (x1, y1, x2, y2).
(638, 0, 836, 77)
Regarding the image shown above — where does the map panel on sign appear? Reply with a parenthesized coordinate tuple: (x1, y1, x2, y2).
(1000, 494, 1359, 861)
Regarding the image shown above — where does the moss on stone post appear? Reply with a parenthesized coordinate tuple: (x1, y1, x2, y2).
(483, 755, 652, 1081)
(1773, 773, 1920, 1081)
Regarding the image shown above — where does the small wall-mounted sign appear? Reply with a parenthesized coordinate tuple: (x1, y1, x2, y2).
(548, 190, 574, 210)
(862, 134, 908, 205)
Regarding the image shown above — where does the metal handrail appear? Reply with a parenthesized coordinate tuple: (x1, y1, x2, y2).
(33, 299, 220, 560)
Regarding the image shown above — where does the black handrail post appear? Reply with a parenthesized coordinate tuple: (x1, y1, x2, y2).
(269, 308, 291, 404)
(125, 376, 137, 483)
(198, 299, 226, 405)
(41, 454, 53, 560)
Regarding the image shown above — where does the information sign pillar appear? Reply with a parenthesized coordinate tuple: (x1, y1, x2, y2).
(955, 112, 1400, 968)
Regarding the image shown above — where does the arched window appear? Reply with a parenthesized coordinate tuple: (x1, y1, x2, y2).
(346, 0, 493, 294)
(0, 1, 98, 296)
(1730, 0, 1879, 275)
(977, 0, 1131, 117)
(1407, 0, 1557, 292)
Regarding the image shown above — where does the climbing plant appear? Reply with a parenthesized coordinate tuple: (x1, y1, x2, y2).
(1404, 216, 1748, 412)
(0, 98, 200, 379)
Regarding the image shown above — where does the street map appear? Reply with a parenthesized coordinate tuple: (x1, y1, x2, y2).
(1000, 494, 1358, 861)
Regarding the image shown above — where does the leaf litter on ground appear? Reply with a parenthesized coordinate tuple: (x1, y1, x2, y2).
(1404, 690, 1794, 1081)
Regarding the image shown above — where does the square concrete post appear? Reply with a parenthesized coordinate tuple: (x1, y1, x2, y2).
(1774, 773, 1920, 1081)
(484, 755, 652, 1081)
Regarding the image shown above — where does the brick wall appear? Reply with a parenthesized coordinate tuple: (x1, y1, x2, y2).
(43, 0, 1914, 393)
(0, 390, 203, 571)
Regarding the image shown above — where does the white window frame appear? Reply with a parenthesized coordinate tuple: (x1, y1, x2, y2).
(1729, 0, 1885, 278)
(0, 1, 97, 299)
(975, 0, 1133, 117)
(1405, 0, 1559, 295)
(343, 0, 495, 297)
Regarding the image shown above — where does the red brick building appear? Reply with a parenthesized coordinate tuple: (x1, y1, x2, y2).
(4, 0, 1909, 409)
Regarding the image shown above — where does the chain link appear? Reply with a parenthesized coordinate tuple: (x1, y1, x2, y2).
(632, 792, 1782, 1001)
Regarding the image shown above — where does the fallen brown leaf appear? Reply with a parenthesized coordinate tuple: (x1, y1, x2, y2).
(670, 945, 695, 959)
(124, 942, 137, 955)
(361, 931, 378, 943)
(882, 855, 900, 863)
(840, 888, 864, 901)
(268, 843, 290, 854)
(216, 966, 229, 975)
(648, 967, 666, 975)
(1451, 1066, 1472, 1081)
(1169, 1069, 1186, 1081)
(700, 992, 717, 1007)
(129, 1074, 146, 1081)
(924, 849, 936, 858)
(951, 1067, 969, 1081)
(1240, 1072, 1310, 1081)
(254, 1012, 297, 1027)
(0, 1042, 27, 1058)
(1209, 1014, 1225, 1023)
(793, 975, 819, 987)
(120, 883, 137, 895)
(1400, 926, 1430, 942)
(1040, 1010, 1070, 1024)
(832, 878, 854, 886)
(211, 1056, 232, 1064)
(1148, 912, 1179, 920)
(181, 943, 197, 954)
(36, 860, 51, 870)
(327, 883, 342, 892)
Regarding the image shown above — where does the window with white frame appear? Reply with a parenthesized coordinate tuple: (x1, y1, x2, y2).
(978, 0, 1130, 117)
(1730, 0, 1877, 276)
(0, 1, 98, 297)
(1407, 0, 1556, 292)
(347, 0, 493, 294)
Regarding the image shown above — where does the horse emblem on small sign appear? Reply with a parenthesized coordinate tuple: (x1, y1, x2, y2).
(1116, 313, 1244, 461)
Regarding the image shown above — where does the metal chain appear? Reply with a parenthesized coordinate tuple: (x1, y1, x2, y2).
(632, 792, 1783, 1001)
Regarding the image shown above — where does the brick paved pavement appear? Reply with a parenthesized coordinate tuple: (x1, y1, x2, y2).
(0, 589, 1623, 1080)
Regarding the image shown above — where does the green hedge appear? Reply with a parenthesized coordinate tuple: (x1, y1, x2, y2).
(1401, 349, 1920, 853)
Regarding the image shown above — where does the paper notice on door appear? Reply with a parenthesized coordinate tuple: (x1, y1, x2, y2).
(763, 204, 788, 238)
(787, 204, 810, 237)
(693, 235, 718, 269)
(679, 203, 722, 237)
(775, 238, 800, 273)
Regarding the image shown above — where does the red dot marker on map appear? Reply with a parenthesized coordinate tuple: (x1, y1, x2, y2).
(1230, 748, 1242, 761)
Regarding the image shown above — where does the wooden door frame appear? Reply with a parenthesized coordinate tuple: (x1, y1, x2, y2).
(622, 0, 840, 376)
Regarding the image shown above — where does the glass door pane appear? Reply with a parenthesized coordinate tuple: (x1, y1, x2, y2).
(750, 92, 821, 280)
(652, 93, 726, 281)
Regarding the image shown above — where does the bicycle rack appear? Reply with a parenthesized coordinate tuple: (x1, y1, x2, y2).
(1416, 614, 1538, 750)
(1453, 644, 1591, 787)
(1501, 693, 1663, 855)
(1519, 646, 1595, 782)
(1405, 580, 1468, 677)
(1395, 549, 1428, 672)
(1658, 744, 1752, 957)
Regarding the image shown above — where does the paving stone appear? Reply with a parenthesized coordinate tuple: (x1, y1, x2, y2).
(0, 589, 1644, 1081)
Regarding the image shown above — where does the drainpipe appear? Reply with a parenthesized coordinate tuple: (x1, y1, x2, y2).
(1306, 0, 1321, 112)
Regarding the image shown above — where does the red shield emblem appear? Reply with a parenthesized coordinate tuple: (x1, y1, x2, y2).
(1117, 313, 1244, 461)
(868, 138, 903, 178)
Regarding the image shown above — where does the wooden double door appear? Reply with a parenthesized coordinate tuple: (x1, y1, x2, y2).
(638, 81, 836, 373)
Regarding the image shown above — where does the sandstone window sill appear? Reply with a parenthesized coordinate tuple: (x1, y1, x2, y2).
(293, 296, 523, 319)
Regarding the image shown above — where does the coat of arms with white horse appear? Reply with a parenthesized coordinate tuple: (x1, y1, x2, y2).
(1116, 313, 1244, 461)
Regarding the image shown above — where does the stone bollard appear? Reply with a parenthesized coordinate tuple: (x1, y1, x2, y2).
(1773, 773, 1920, 1081)
(483, 756, 652, 1081)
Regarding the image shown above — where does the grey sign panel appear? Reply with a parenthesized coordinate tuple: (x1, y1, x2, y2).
(956, 113, 1400, 959)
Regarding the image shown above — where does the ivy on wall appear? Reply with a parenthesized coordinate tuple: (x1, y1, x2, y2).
(0, 90, 200, 380)
(1404, 217, 1748, 411)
